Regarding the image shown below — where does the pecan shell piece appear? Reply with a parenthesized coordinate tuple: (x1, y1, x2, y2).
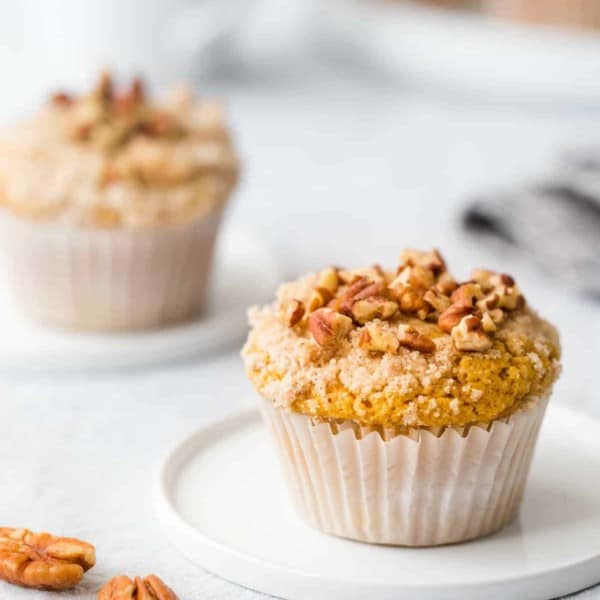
(0, 527, 95, 590)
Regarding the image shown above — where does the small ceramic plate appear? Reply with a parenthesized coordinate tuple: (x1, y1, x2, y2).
(0, 227, 283, 372)
(155, 402, 600, 600)
(321, 0, 600, 102)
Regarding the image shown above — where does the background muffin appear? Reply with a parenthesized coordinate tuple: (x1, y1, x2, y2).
(244, 249, 560, 546)
(0, 72, 238, 330)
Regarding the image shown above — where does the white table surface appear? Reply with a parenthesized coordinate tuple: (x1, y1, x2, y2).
(1, 80, 600, 599)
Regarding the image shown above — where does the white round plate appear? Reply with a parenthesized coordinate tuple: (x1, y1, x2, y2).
(0, 227, 283, 372)
(156, 403, 600, 600)
(321, 0, 600, 102)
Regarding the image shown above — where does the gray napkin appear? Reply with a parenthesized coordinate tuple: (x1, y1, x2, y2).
(464, 158, 600, 298)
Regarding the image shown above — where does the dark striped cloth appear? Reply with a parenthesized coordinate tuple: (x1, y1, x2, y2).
(463, 153, 600, 298)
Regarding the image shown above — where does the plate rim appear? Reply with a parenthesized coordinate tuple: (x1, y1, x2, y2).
(0, 226, 283, 372)
(155, 402, 600, 599)
(322, 0, 600, 102)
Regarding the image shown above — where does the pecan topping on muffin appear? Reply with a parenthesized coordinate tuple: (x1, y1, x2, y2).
(0, 72, 238, 228)
(276, 249, 525, 353)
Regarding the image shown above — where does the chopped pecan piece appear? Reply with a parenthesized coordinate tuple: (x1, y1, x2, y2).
(0, 528, 95, 590)
(95, 71, 114, 103)
(477, 292, 500, 311)
(51, 92, 74, 107)
(306, 287, 333, 313)
(450, 282, 483, 308)
(423, 288, 451, 313)
(388, 283, 426, 314)
(481, 312, 497, 333)
(471, 270, 524, 311)
(438, 304, 473, 333)
(351, 281, 385, 302)
(308, 308, 353, 347)
(351, 297, 398, 324)
(497, 284, 524, 310)
(98, 574, 178, 599)
(392, 265, 435, 291)
(488, 308, 504, 324)
(399, 248, 446, 274)
(471, 268, 496, 292)
(338, 267, 385, 285)
(359, 326, 400, 354)
(451, 315, 492, 352)
(112, 78, 145, 116)
(328, 277, 381, 317)
(317, 267, 339, 294)
(435, 272, 458, 295)
(343, 276, 372, 296)
(283, 299, 305, 327)
(397, 325, 435, 353)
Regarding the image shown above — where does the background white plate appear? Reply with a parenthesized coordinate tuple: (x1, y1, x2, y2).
(0, 227, 283, 372)
(156, 403, 600, 600)
(321, 0, 600, 103)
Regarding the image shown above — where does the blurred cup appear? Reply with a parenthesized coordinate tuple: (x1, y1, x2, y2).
(21, 0, 254, 93)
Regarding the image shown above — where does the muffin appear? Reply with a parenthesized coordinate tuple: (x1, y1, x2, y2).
(243, 249, 560, 546)
(0, 72, 238, 330)
(484, 0, 600, 29)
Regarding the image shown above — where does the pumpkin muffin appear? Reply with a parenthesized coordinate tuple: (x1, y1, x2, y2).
(243, 249, 560, 546)
(0, 72, 238, 330)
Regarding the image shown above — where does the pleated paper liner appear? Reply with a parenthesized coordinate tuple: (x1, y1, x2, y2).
(0, 207, 224, 331)
(260, 395, 548, 546)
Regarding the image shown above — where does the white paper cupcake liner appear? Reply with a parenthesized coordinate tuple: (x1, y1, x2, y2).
(0, 208, 224, 330)
(259, 395, 548, 546)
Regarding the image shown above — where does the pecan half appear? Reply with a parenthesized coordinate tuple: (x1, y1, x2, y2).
(397, 325, 435, 353)
(0, 528, 95, 590)
(98, 574, 178, 599)
(308, 308, 353, 346)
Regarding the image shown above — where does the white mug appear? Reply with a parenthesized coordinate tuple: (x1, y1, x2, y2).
(20, 0, 254, 94)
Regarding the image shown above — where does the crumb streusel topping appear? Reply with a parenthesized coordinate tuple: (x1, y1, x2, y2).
(0, 73, 238, 228)
(243, 249, 561, 427)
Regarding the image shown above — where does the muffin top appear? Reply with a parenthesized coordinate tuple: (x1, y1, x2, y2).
(0, 73, 238, 228)
(243, 249, 561, 428)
